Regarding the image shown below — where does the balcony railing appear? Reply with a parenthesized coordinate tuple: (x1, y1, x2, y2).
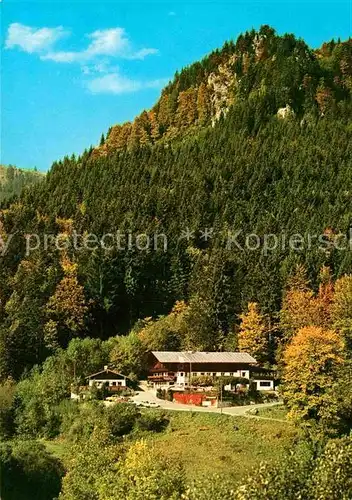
(148, 375, 176, 382)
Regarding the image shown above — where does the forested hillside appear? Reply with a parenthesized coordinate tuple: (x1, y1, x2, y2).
(0, 164, 44, 203)
(0, 26, 351, 379)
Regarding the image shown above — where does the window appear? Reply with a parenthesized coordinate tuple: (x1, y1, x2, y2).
(259, 381, 271, 387)
(229, 373, 233, 376)
(221, 372, 225, 376)
(242, 372, 246, 377)
(207, 372, 211, 376)
(112, 381, 116, 386)
(201, 373, 205, 376)
(179, 372, 184, 377)
(213, 373, 216, 377)
(117, 381, 122, 386)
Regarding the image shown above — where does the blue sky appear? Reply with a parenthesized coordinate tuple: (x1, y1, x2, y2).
(2, 1, 351, 171)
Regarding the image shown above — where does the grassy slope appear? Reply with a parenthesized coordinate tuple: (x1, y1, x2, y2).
(255, 405, 289, 420)
(42, 409, 297, 485)
(147, 411, 297, 481)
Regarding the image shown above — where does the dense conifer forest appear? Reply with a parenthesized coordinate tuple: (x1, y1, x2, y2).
(0, 165, 44, 203)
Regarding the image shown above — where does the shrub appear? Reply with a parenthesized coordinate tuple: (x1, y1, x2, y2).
(0, 440, 64, 500)
(64, 401, 105, 443)
(0, 379, 16, 439)
(105, 403, 140, 440)
(310, 437, 352, 499)
(137, 411, 169, 432)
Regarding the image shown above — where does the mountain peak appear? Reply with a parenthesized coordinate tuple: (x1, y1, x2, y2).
(92, 26, 351, 158)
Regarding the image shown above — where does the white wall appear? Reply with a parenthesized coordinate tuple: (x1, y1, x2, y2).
(255, 380, 274, 391)
(88, 379, 126, 388)
(176, 371, 187, 385)
(190, 370, 250, 379)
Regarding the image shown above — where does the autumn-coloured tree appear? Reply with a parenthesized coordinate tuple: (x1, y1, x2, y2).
(280, 287, 315, 340)
(280, 265, 332, 340)
(197, 83, 211, 125)
(106, 122, 132, 150)
(282, 326, 345, 428)
(238, 302, 268, 363)
(331, 275, 352, 351)
(148, 110, 161, 142)
(176, 88, 198, 128)
(128, 112, 151, 149)
(316, 78, 334, 114)
(46, 257, 88, 344)
(157, 93, 172, 131)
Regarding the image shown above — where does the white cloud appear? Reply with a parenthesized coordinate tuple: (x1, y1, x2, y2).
(6, 23, 163, 95)
(86, 28, 129, 56)
(41, 51, 80, 63)
(82, 61, 117, 75)
(5, 22, 67, 54)
(128, 48, 159, 60)
(40, 27, 158, 63)
(87, 72, 167, 94)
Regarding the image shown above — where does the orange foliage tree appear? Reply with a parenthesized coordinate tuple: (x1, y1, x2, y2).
(280, 265, 334, 340)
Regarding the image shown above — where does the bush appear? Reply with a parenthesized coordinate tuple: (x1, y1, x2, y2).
(156, 388, 165, 400)
(14, 359, 70, 438)
(59, 399, 81, 437)
(166, 389, 174, 402)
(310, 437, 352, 499)
(0, 379, 16, 439)
(137, 411, 169, 432)
(64, 401, 105, 443)
(60, 439, 185, 500)
(105, 403, 139, 440)
(0, 440, 64, 500)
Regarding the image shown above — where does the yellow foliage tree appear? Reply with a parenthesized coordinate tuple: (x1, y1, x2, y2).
(280, 265, 334, 340)
(282, 326, 345, 427)
(46, 257, 88, 340)
(238, 302, 268, 363)
(113, 440, 184, 500)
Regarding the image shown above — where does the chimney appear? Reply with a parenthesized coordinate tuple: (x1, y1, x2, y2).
(104, 365, 108, 371)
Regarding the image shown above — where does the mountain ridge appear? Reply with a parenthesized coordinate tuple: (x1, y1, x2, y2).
(91, 25, 351, 157)
(0, 164, 44, 203)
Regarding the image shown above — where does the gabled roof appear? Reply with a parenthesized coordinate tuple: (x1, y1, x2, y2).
(86, 368, 127, 380)
(151, 351, 257, 364)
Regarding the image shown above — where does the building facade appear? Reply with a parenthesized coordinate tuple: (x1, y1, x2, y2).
(87, 366, 128, 390)
(148, 351, 257, 388)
